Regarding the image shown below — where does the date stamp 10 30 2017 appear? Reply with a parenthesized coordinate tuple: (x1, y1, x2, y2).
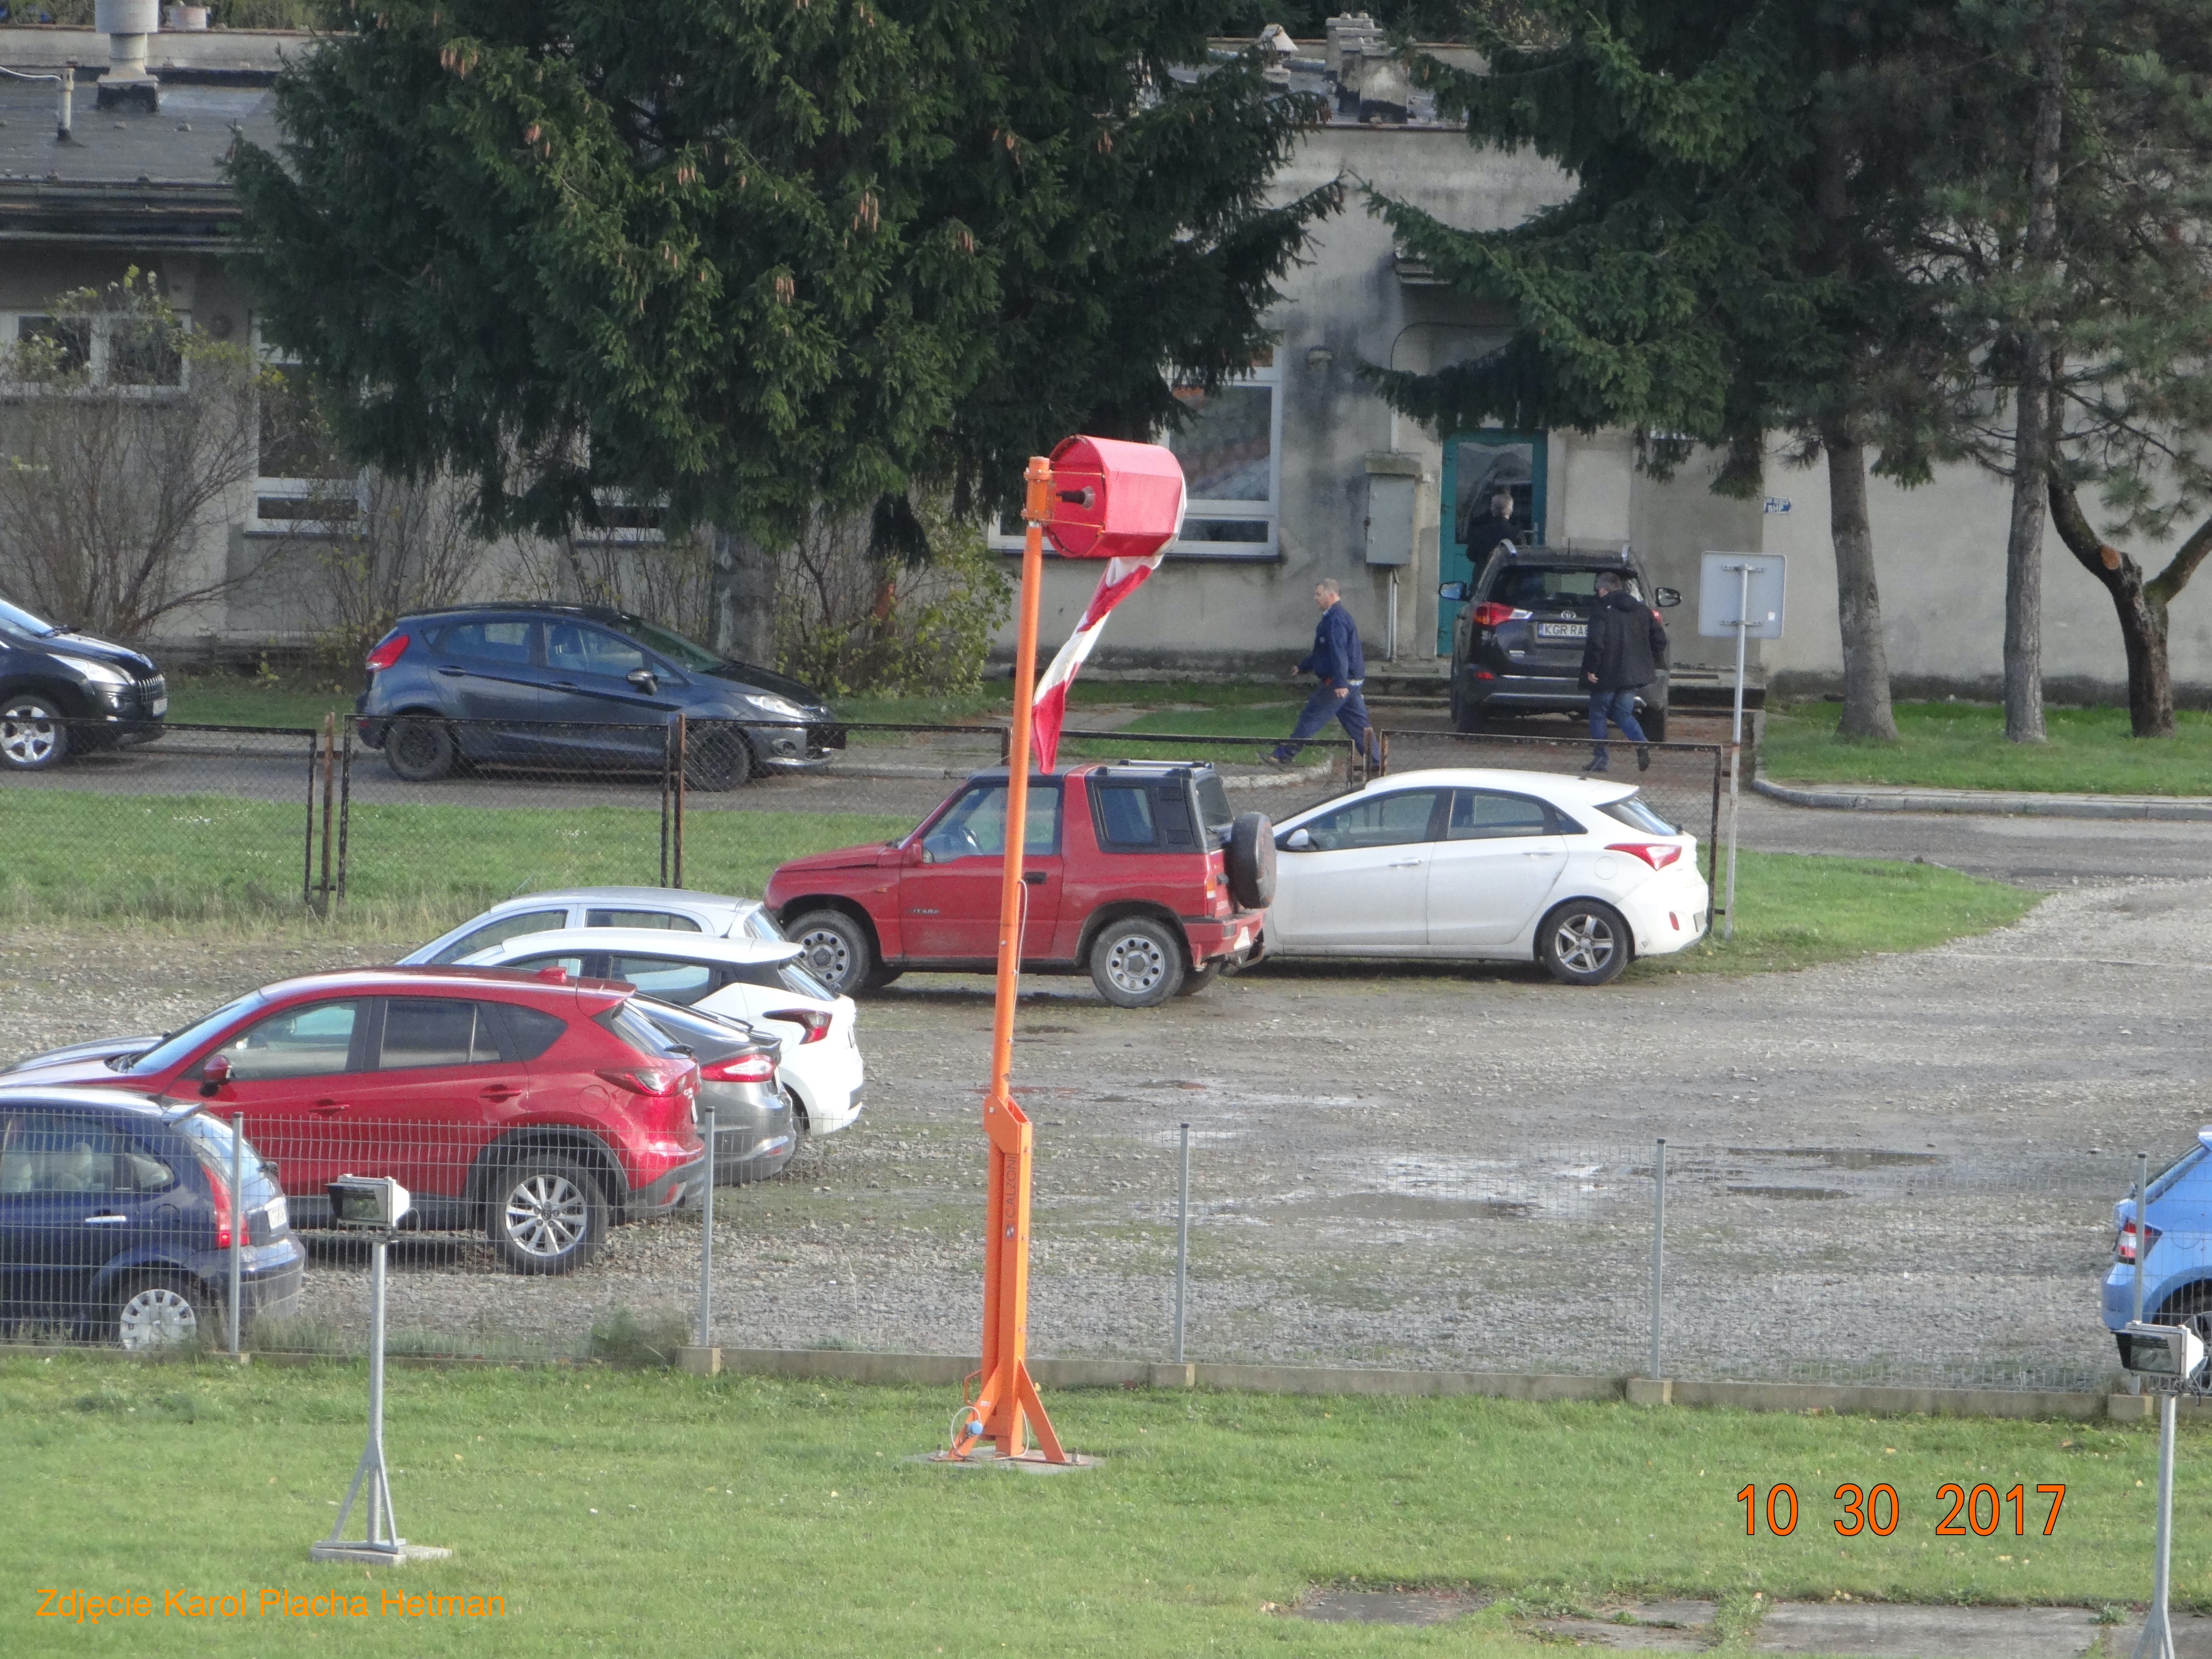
(1737, 1482, 2068, 1539)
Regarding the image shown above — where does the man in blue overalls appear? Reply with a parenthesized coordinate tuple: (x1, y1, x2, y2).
(1267, 577, 1379, 767)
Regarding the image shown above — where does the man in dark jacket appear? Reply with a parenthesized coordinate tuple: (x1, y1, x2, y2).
(1458, 488, 1518, 564)
(1579, 570, 1668, 772)
(1268, 577, 1379, 766)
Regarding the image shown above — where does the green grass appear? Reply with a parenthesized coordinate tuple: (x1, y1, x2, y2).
(0, 789, 904, 928)
(0, 1356, 2190, 1655)
(165, 673, 355, 732)
(1761, 699, 2212, 795)
(1636, 851, 2044, 980)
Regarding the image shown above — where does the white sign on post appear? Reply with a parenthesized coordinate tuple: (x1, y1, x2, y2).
(1695, 553, 1786, 945)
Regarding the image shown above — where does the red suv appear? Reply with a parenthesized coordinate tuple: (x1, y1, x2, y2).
(0, 967, 705, 1274)
(767, 762, 1274, 1008)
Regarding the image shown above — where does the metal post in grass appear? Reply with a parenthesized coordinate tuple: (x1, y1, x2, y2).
(227, 1111, 244, 1358)
(1174, 1122, 1191, 1366)
(673, 713, 687, 890)
(697, 1105, 717, 1349)
(2134, 1151, 2152, 1395)
(1649, 1138, 1666, 1384)
(336, 718, 353, 901)
(2141, 1389, 2180, 1659)
(317, 714, 338, 911)
(661, 721, 675, 886)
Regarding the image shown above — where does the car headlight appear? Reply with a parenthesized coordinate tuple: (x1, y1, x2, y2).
(743, 694, 806, 720)
(70, 657, 132, 687)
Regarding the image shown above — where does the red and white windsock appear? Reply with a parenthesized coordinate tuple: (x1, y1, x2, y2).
(1031, 550, 1167, 771)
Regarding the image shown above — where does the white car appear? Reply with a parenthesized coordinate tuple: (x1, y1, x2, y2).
(453, 927, 865, 1134)
(403, 886, 783, 969)
(1262, 768, 1708, 985)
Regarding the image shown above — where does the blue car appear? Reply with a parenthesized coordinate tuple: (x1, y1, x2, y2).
(2102, 1130, 2212, 1352)
(353, 602, 843, 790)
(0, 1087, 303, 1348)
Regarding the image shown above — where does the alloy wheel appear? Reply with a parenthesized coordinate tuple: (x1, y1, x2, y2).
(504, 1172, 590, 1260)
(0, 703, 60, 767)
(1552, 911, 1618, 976)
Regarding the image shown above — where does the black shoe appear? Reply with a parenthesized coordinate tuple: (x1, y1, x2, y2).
(1637, 745, 1651, 772)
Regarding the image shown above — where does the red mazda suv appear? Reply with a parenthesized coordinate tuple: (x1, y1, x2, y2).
(0, 966, 705, 1274)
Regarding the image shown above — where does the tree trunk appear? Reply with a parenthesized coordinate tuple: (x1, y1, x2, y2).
(2001, 1, 2068, 744)
(2048, 478, 2184, 738)
(1824, 429, 1899, 740)
(707, 523, 779, 666)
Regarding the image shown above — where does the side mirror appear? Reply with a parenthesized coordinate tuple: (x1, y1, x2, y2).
(1437, 581, 1469, 603)
(1282, 827, 1313, 851)
(198, 1054, 231, 1098)
(1654, 586, 1683, 609)
(626, 668, 658, 694)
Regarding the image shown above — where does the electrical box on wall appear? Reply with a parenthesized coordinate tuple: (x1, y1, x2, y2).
(1363, 452, 1419, 566)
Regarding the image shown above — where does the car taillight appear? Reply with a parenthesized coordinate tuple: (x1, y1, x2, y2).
(2119, 1219, 2163, 1263)
(598, 1065, 683, 1096)
(204, 1163, 235, 1250)
(701, 1052, 775, 1085)
(1606, 841, 1683, 870)
(767, 1008, 833, 1045)
(364, 631, 409, 672)
(1469, 602, 1530, 628)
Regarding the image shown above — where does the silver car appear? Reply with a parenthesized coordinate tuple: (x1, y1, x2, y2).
(632, 998, 796, 1186)
(406, 886, 785, 969)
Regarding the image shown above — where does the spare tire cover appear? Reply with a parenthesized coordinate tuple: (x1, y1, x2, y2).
(1226, 811, 1276, 909)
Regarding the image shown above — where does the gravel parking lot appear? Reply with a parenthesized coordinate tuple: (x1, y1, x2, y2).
(4, 803, 2203, 1391)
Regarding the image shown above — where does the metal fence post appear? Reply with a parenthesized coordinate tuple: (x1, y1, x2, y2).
(660, 721, 674, 887)
(301, 729, 318, 906)
(317, 713, 337, 912)
(697, 1104, 716, 1349)
(1649, 1137, 1666, 1382)
(228, 1111, 244, 1357)
(673, 714, 687, 889)
(336, 717, 353, 901)
(2132, 1150, 2152, 1395)
(1173, 1123, 1190, 1365)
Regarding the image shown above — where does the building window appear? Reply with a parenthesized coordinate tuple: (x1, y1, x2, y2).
(573, 489, 667, 545)
(2, 312, 187, 388)
(990, 353, 1283, 561)
(251, 330, 359, 532)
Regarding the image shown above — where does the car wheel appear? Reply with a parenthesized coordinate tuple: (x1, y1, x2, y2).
(384, 715, 457, 782)
(488, 1158, 606, 1274)
(1225, 812, 1276, 908)
(788, 908, 884, 995)
(2152, 1284, 2212, 1347)
(1089, 916, 1185, 1008)
(684, 722, 752, 791)
(113, 1275, 209, 1350)
(1642, 704, 1669, 744)
(1175, 960, 1222, 997)
(1538, 899, 1632, 987)
(0, 693, 70, 770)
(1449, 676, 1483, 734)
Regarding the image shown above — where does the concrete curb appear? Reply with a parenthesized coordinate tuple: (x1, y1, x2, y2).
(1752, 769, 2212, 822)
(25, 1343, 2140, 1421)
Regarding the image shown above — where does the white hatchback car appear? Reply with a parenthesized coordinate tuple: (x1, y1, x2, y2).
(403, 887, 783, 969)
(1263, 768, 1708, 985)
(454, 927, 865, 1134)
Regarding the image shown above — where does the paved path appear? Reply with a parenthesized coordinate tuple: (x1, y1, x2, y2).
(1756, 772, 2212, 823)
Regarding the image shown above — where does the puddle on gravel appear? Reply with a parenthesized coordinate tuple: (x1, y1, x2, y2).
(1290, 1588, 1488, 1625)
(1277, 1193, 1536, 1223)
(1728, 1185, 1853, 1201)
(1727, 1147, 1941, 1169)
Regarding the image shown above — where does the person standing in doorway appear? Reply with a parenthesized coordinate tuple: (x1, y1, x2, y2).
(1460, 487, 1518, 564)
(1580, 569, 1668, 773)
(1268, 577, 1379, 767)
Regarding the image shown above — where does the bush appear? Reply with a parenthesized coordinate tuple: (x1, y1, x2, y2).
(586, 1305, 695, 1369)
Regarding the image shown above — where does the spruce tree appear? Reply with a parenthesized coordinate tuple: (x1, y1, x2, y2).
(228, 2, 1335, 661)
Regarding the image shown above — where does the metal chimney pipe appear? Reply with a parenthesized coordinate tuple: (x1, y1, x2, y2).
(58, 62, 72, 141)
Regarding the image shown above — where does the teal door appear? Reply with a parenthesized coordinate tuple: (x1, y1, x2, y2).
(1438, 433, 1547, 655)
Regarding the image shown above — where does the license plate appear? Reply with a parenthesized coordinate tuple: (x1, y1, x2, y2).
(1536, 622, 1587, 640)
(149, 695, 168, 715)
(262, 1195, 288, 1232)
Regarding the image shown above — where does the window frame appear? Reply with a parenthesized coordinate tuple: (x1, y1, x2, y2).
(0, 309, 192, 397)
(249, 323, 362, 535)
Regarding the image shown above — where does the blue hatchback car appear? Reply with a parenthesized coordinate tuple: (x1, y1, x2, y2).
(0, 1087, 303, 1348)
(2101, 1130, 2212, 1351)
(354, 603, 843, 790)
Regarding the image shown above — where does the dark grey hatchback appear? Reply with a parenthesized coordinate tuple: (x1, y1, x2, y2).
(354, 604, 842, 789)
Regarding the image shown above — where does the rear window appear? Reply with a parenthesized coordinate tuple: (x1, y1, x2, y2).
(1093, 776, 1199, 852)
(595, 999, 680, 1058)
(1486, 566, 1639, 609)
(176, 1111, 272, 1189)
(1195, 772, 1234, 842)
(778, 962, 835, 1001)
(444, 619, 534, 665)
(380, 998, 502, 1069)
(1597, 796, 1679, 836)
(744, 909, 786, 943)
(498, 1004, 568, 1062)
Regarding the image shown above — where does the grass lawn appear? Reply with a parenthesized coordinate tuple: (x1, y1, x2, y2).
(0, 789, 904, 930)
(1761, 700, 2212, 796)
(1634, 850, 2044, 981)
(0, 1356, 2188, 1655)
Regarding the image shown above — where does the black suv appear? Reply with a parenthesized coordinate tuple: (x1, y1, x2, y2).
(0, 593, 167, 771)
(1439, 547, 1682, 738)
(355, 603, 842, 789)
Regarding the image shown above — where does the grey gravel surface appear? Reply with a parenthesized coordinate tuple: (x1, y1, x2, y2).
(5, 812, 2208, 1388)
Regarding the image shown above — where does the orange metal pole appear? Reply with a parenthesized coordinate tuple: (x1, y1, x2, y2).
(950, 455, 1065, 1463)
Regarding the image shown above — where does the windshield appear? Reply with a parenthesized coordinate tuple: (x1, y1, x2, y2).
(619, 615, 722, 673)
(124, 991, 267, 1075)
(0, 594, 58, 637)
